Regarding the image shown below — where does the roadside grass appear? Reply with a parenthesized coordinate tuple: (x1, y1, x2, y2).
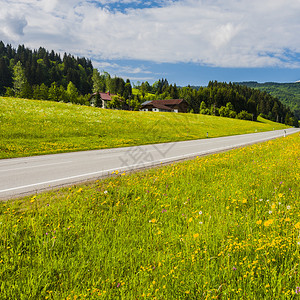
(0, 97, 290, 159)
(0, 133, 299, 299)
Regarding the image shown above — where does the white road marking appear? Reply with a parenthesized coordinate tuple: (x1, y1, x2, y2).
(0, 135, 280, 194)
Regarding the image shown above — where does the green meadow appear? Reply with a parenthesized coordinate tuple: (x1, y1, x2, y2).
(0, 133, 299, 299)
(0, 97, 290, 159)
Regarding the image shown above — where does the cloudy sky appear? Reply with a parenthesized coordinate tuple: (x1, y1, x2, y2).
(1, 0, 300, 85)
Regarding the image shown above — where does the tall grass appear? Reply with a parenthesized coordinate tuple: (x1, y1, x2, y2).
(0, 133, 299, 299)
(0, 97, 290, 159)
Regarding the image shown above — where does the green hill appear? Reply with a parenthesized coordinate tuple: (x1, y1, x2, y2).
(0, 97, 290, 159)
(238, 81, 300, 119)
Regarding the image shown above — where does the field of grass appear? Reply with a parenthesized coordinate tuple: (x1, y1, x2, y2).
(0, 97, 290, 159)
(0, 133, 299, 299)
(131, 88, 155, 98)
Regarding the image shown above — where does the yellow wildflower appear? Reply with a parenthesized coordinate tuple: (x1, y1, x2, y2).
(264, 219, 274, 227)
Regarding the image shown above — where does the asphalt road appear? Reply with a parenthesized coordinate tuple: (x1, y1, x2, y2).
(0, 128, 299, 200)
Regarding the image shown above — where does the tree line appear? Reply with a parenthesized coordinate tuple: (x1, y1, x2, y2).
(0, 41, 93, 101)
(134, 79, 298, 126)
(237, 81, 300, 120)
(0, 41, 298, 126)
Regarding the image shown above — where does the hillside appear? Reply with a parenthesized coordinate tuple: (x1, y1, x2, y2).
(0, 97, 290, 159)
(238, 81, 300, 119)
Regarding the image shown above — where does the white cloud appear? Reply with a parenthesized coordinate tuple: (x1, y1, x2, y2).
(0, 0, 299, 68)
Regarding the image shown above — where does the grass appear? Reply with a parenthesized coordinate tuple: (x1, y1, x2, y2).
(132, 88, 155, 97)
(0, 133, 299, 299)
(0, 97, 290, 159)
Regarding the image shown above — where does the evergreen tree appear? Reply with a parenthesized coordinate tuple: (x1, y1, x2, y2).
(0, 57, 12, 94)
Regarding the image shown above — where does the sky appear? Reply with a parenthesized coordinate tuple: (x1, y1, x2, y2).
(0, 0, 300, 86)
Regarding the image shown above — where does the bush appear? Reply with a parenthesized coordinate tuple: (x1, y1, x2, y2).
(237, 110, 253, 120)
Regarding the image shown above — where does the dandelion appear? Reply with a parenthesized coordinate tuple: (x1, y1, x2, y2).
(264, 219, 274, 227)
(193, 233, 199, 238)
(256, 220, 262, 225)
(295, 222, 300, 229)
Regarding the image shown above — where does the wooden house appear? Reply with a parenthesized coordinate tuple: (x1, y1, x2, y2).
(140, 99, 188, 113)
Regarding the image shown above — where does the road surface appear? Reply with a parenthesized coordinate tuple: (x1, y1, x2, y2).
(0, 128, 299, 200)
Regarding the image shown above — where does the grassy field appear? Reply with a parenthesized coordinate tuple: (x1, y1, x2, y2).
(0, 133, 299, 299)
(0, 97, 290, 159)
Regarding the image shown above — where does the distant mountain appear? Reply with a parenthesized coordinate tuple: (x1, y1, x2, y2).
(237, 81, 300, 119)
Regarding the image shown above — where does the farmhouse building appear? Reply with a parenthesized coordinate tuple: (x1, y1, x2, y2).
(89, 92, 116, 108)
(140, 99, 188, 113)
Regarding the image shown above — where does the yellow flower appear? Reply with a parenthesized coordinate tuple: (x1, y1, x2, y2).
(295, 222, 300, 229)
(193, 233, 199, 239)
(188, 217, 193, 223)
(256, 220, 262, 225)
(264, 219, 274, 227)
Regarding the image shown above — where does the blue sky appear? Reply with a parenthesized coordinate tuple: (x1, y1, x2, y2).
(0, 0, 299, 86)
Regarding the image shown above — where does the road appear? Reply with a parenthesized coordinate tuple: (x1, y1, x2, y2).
(0, 128, 299, 200)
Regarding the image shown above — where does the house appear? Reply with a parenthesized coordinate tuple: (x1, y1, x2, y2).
(89, 92, 116, 108)
(140, 99, 188, 113)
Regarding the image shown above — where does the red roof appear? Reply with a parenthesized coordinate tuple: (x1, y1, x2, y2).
(151, 99, 185, 105)
(99, 92, 115, 101)
(151, 103, 173, 111)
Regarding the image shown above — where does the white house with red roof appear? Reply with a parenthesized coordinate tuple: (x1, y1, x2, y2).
(140, 99, 189, 113)
(89, 92, 116, 108)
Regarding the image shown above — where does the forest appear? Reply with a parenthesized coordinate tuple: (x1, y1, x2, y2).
(0, 41, 298, 126)
(237, 81, 300, 120)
